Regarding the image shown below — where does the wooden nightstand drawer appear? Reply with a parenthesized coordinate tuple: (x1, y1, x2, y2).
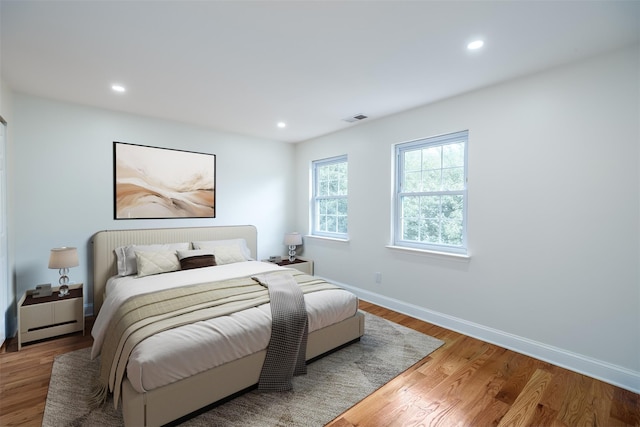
(54, 297, 83, 324)
(21, 304, 54, 331)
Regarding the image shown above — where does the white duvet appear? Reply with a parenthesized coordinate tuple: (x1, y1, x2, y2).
(91, 261, 358, 393)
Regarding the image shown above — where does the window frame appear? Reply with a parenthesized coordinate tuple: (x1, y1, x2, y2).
(311, 154, 348, 240)
(393, 130, 468, 255)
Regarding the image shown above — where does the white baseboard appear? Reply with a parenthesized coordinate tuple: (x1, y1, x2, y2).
(329, 278, 640, 394)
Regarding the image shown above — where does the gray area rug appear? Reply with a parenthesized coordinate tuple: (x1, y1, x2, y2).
(43, 312, 443, 426)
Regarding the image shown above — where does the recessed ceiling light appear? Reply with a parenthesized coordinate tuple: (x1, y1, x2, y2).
(111, 84, 126, 93)
(467, 40, 484, 50)
(277, 122, 286, 128)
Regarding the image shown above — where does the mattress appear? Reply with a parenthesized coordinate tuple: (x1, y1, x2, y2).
(91, 261, 358, 394)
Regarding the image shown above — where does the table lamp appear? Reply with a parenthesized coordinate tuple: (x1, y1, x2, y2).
(48, 247, 79, 297)
(283, 232, 303, 262)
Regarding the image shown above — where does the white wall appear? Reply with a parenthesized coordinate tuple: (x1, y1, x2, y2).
(11, 94, 296, 317)
(295, 46, 640, 391)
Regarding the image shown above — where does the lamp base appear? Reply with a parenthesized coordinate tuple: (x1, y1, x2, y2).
(288, 245, 297, 262)
(58, 270, 70, 297)
(58, 284, 70, 297)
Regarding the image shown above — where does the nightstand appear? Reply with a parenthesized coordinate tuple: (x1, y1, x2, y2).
(276, 258, 314, 275)
(17, 283, 84, 350)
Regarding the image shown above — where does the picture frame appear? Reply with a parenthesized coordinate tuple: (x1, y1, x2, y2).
(113, 142, 216, 219)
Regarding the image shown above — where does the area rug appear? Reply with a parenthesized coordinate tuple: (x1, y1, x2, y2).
(43, 312, 443, 426)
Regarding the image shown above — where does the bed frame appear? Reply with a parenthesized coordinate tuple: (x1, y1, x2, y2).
(91, 225, 365, 427)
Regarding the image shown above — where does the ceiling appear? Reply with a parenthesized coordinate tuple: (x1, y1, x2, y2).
(1, 1, 639, 143)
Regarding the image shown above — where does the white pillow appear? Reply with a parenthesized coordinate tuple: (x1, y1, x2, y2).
(208, 245, 247, 265)
(135, 250, 180, 278)
(192, 239, 252, 260)
(176, 249, 215, 260)
(115, 242, 189, 276)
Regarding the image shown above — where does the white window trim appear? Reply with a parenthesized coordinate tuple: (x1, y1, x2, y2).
(393, 130, 468, 255)
(311, 154, 349, 240)
(385, 244, 470, 260)
(306, 234, 351, 243)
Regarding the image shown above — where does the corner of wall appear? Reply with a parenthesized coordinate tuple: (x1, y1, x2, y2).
(0, 78, 15, 342)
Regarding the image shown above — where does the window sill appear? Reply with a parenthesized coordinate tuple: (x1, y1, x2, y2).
(306, 235, 350, 243)
(385, 245, 471, 261)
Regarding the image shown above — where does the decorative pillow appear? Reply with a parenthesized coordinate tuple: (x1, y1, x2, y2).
(208, 245, 247, 265)
(176, 249, 215, 259)
(135, 250, 181, 278)
(180, 255, 216, 270)
(115, 242, 189, 276)
(176, 249, 217, 270)
(192, 239, 252, 260)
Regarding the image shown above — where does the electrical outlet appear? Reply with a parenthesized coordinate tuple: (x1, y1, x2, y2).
(374, 272, 382, 284)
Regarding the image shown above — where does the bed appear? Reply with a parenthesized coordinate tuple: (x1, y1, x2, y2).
(91, 225, 365, 427)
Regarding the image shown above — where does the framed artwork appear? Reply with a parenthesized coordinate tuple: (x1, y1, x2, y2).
(113, 142, 216, 219)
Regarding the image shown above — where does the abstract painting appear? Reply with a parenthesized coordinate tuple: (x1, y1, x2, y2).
(114, 142, 216, 219)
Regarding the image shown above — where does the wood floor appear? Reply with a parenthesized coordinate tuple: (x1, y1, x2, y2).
(1, 302, 638, 427)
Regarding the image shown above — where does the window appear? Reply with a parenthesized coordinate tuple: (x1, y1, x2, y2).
(312, 155, 348, 239)
(394, 130, 468, 254)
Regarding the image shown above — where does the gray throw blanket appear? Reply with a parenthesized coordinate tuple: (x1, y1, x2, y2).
(252, 271, 308, 391)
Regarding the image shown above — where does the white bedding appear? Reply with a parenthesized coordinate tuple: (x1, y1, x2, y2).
(91, 261, 358, 393)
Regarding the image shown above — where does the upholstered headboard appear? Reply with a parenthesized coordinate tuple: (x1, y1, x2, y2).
(91, 225, 258, 315)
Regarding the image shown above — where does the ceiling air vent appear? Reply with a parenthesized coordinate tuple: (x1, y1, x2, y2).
(343, 114, 368, 123)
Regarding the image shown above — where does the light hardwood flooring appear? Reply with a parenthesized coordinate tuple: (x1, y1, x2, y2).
(1, 302, 638, 426)
(0, 318, 94, 426)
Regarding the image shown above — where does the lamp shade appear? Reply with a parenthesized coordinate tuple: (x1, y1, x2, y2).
(283, 232, 303, 246)
(48, 247, 79, 269)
